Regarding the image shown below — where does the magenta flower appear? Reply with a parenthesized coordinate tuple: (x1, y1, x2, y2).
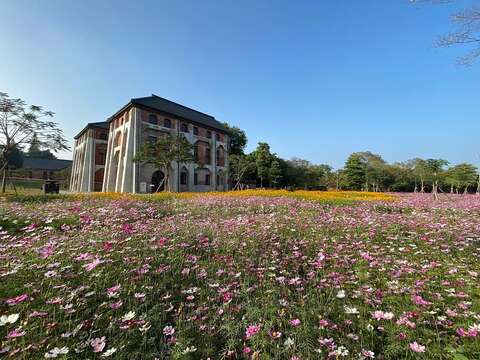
(245, 324, 261, 340)
(7, 328, 26, 338)
(110, 300, 123, 309)
(122, 223, 134, 234)
(106, 285, 121, 297)
(289, 319, 301, 327)
(6, 294, 28, 306)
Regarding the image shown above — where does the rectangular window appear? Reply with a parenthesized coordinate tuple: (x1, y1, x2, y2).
(193, 126, 198, 135)
(164, 119, 171, 128)
(205, 174, 210, 185)
(206, 130, 212, 139)
(205, 147, 211, 165)
(181, 123, 189, 133)
(194, 173, 198, 185)
(148, 114, 158, 125)
(215, 133, 220, 141)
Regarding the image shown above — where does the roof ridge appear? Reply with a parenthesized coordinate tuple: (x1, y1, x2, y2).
(139, 94, 216, 119)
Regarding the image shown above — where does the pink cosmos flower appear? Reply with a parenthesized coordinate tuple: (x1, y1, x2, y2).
(110, 301, 123, 309)
(7, 328, 26, 338)
(361, 349, 375, 358)
(83, 258, 104, 271)
(409, 342, 426, 353)
(245, 324, 261, 340)
(91, 336, 106, 353)
(243, 346, 251, 354)
(411, 295, 432, 306)
(122, 223, 134, 234)
(318, 319, 329, 328)
(289, 319, 301, 327)
(6, 294, 29, 306)
(29, 311, 48, 318)
(372, 311, 394, 321)
(74, 252, 93, 261)
(106, 285, 121, 297)
(38, 243, 55, 259)
(163, 326, 175, 336)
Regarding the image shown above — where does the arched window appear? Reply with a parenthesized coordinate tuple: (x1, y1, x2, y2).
(216, 146, 225, 166)
(180, 168, 188, 185)
(148, 114, 158, 125)
(164, 118, 171, 128)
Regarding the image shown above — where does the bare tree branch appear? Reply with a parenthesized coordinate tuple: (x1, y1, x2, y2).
(410, 0, 480, 65)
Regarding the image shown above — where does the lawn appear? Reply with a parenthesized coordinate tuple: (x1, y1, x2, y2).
(0, 191, 479, 359)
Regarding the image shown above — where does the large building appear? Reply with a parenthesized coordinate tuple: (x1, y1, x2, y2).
(70, 95, 229, 193)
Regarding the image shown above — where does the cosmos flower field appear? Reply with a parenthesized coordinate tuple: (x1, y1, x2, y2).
(1, 192, 480, 359)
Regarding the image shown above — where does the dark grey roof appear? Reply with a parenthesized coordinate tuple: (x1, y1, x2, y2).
(130, 95, 228, 133)
(74, 121, 109, 139)
(22, 157, 72, 171)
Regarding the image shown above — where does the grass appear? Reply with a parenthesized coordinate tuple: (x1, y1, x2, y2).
(1, 193, 479, 359)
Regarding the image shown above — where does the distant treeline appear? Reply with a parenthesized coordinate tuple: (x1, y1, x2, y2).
(225, 124, 479, 193)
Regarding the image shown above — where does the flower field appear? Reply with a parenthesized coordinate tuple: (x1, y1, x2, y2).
(1, 192, 480, 359)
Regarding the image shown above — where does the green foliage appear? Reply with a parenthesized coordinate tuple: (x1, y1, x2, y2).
(228, 154, 256, 189)
(344, 153, 366, 190)
(254, 143, 272, 188)
(0, 91, 68, 193)
(222, 123, 247, 155)
(269, 160, 283, 188)
(133, 133, 194, 191)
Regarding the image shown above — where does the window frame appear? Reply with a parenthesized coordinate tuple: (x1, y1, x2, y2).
(148, 114, 158, 125)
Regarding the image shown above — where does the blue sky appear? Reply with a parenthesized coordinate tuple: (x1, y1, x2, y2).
(1, 0, 479, 168)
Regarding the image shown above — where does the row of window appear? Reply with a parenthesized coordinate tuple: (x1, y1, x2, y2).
(147, 114, 222, 140)
(185, 173, 224, 186)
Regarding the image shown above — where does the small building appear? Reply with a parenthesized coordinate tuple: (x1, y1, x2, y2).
(21, 157, 72, 180)
(70, 95, 229, 193)
(70, 122, 109, 192)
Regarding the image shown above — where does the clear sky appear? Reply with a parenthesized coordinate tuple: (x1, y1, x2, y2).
(1, 0, 479, 168)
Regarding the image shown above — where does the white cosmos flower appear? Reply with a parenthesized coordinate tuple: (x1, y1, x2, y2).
(101, 348, 117, 357)
(122, 311, 136, 321)
(181, 346, 197, 354)
(336, 290, 346, 299)
(44, 347, 69, 358)
(0, 313, 19, 326)
(344, 306, 359, 315)
(284, 337, 294, 348)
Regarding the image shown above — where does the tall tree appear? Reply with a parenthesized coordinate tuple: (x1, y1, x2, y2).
(222, 123, 247, 155)
(344, 153, 366, 190)
(254, 142, 272, 188)
(411, 0, 480, 65)
(269, 159, 283, 189)
(446, 163, 478, 194)
(228, 154, 256, 190)
(424, 158, 449, 199)
(133, 133, 193, 192)
(0, 92, 68, 192)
